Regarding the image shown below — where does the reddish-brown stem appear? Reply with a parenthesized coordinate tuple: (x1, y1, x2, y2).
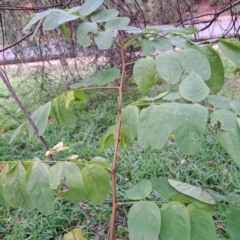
(109, 43, 126, 240)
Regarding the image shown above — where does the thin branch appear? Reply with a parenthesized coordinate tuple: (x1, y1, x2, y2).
(76, 203, 102, 240)
(108, 42, 126, 240)
(0, 70, 53, 160)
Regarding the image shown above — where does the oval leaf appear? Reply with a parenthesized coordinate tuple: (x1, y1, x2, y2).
(174, 104, 208, 155)
(49, 162, 86, 202)
(211, 109, 240, 167)
(122, 106, 139, 142)
(150, 178, 176, 199)
(207, 95, 232, 109)
(178, 46, 211, 80)
(128, 201, 161, 240)
(155, 52, 183, 84)
(133, 57, 156, 93)
(179, 71, 210, 102)
(88, 157, 109, 169)
(90, 9, 119, 22)
(96, 68, 120, 85)
(77, 22, 98, 47)
(218, 39, 240, 68)
(81, 164, 109, 205)
(226, 205, 240, 240)
(79, 0, 103, 16)
(94, 31, 113, 50)
(126, 179, 152, 200)
(105, 17, 130, 31)
(6, 162, 34, 210)
(201, 45, 224, 93)
(142, 37, 155, 56)
(187, 204, 216, 240)
(148, 103, 178, 149)
(25, 162, 55, 215)
(152, 37, 173, 52)
(169, 179, 215, 205)
(160, 202, 190, 240)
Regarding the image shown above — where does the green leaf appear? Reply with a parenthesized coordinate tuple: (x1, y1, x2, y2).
(141, 37, 155, 56)
(49, 162, 86, 202)
(179, 71, 210, 102)
(1, 163, 19, 207)
(171, 36, 191, 48)
(25, 162, 55, 215)
(64, 228, 86, 240)
(128, 201, 161, 240)
(201, 45, 224, 93)
(133, 57, 156, 93)
(150, 25, 197, 35)
(0, 179, 7, 206)
(174, 104, 208, 155)
(65, 91, 75, 109)
(126, 179, 152, 200)
(170, 194, 189, 202)
(124, 35, 139, 49)
(58, 13, 79, 25)
(43, 11, 61, 30)
(187, 204, 216, 240)
(122, 106, 139, 142)
(178, 46, 211, 80)
(207, 189, 240, 203)
(70, 77, 98, 88)
(160, 202, 190, 240)
(137, 106, 156, 149)
(105, 17, 130, 31)
(206, 95, 232, 109)
(150, 178, 176, 199)
(77, 22, 98, 47)
(211, 109, 240, 167)
(9, 122, 25, 143)
(27, 102, 51, 138)
(90, 9, 119, 22)
(96, 68, 120, 85)
(144, 92, 168, 101)
(226, 205, 240, 240)
(148, 103, 178, 149)
(99, 125, 116, 148)
(94, 31, 113, 49)
(152, 37, 173, 52)
(155, 52, 183, 84)
(169, 179, 215, 205)
(231, 100, 240, 115)
(88, 157, 110, 169)
(163, 91, 181, 101)
(81, 164, 109, 205)
(187, 196, 215, 212)
(6, 162, 34, 210)
(23, 9, 54, 31)
(59, 24, 71, 41)
(79, 0, 103, 16)
(218, 39, 240, 68)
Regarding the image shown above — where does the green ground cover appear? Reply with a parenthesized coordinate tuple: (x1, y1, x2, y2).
(0, 57, 240, 239)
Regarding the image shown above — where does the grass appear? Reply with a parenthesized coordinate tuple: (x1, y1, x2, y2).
(0, 57, 240, 239)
